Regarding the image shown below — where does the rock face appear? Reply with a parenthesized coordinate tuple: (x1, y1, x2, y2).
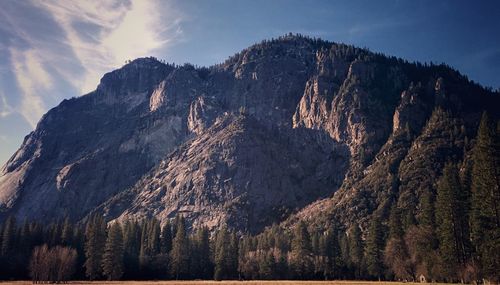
(0, 35, 498, 233)
(97, 114, 347, 233)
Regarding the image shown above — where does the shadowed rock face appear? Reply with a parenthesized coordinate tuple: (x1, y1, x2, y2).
(97, 114, 347, 233)
(1, 35, 498, 233)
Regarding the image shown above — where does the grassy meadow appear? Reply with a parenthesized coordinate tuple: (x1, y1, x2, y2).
(0, 281, 450, 285)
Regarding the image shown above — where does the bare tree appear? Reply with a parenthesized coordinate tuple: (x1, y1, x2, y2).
(54, 246, 78, 283)
(30, 244, 50, 284)
(29, 244, 77, 284)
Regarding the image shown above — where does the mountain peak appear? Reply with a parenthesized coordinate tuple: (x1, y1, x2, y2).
(0, 35, 498, 235)
(95, 57, 174, 102)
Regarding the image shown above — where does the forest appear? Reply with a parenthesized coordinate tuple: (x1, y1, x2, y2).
(0, 113, 498, 283)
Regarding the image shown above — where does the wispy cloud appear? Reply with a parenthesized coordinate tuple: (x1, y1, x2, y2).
(35, 0, 183, 93)
(0, 91, 14, 118)
(9, 48, 50, 128)
(348, 18, 415, 38)
(0, 0, 183, 129)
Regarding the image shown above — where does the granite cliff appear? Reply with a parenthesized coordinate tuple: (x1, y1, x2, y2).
(1, 34, 498, 233)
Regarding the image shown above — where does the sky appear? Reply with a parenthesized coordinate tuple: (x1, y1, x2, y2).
(1, 0, 499, 165)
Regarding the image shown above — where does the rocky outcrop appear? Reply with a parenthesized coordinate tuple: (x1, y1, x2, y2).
(97, 114, 347, 233)
(0, 35, 498, 234)
(0, 58, 182, 221)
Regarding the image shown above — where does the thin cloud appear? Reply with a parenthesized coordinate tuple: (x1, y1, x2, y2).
(1, 0, 183, 130)
(36, 0, 183, 93)
(0, 92, 14, 118)
(348, 18, 415, 38)
(9, 48, 49, 128)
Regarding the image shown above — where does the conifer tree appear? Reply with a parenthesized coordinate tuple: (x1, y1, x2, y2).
(470, 112, 500, 280)
(290, 221, 313, 279)
(123, 220, 140, 279)
(191, 227, 211, 279)
(384, 205, 411, 280)
(348, 225, 364, 278)
(170, 216, 189, 279)
(84, 215, 107, 280)
(102, 222, 124, 280)
(228, 232, 239, 278)
(148, 218, 161, 256)
(139, 220, 149, 271)
(61, 217, 73, 246)
(0, 222, 3, 250)
(214, 226, 230, 280)
(18, 220, 32, 276)
(365, 216, 384, 279)
(160, 221, 172, 255)
(1, 216, 16, 256)
(435, 163, 467, 280)
(259, 251, 275, 279)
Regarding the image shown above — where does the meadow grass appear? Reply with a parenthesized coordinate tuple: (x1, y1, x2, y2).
(0, 281, 452, 285)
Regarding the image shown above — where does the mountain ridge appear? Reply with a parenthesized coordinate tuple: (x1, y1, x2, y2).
(0, 34, 498, 234)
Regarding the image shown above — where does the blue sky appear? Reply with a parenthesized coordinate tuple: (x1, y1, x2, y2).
(1, 0, 499, 165)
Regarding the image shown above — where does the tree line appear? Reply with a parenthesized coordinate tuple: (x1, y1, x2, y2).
(0, 113, 498, 283)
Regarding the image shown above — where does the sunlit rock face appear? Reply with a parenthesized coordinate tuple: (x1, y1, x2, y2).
(0, 35, 498, 233)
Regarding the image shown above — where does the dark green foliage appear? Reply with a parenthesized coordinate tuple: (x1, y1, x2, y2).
(139, 218, 165, 277)
(1, 216, 15, 256)
(122, 220, 141, 279)
(214, 226, 238, 280)
(102, 222, 124, 280)
(170, 216, 189, 279)
(290, 221, 313, 279)
(0, 198, 498, 282)
(160, 221, 172, 254)
(388, 205, 403, 240)
(384, 205, 412, 280)
(84, 215, 107, 280)
(348, 225, 364, 278)
(419, 190, 435, 229)
(435, 163, 469, 280)
(320, 224, 343, 279)
(365, 216, 385, 279)
(190, 227, 212, 279)
(470, 112, 500, 281)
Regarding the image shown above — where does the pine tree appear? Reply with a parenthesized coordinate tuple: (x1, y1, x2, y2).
(258, 251, 275, 279)
(170, 216, 189, 279)
(228, 232, 239, 279)
(419, 190, 436, 230)
(102, 222, 124, 280)
(290, 221, 313, 279)
(190, 227, 211, 279)
(365, 216, 384, 279)
(470, 112, 500, 280)
(214, 226, 230, 280)
(148, 218, 161, 256)
(123, 220, 140, 279)
(435, 163, 467, 280)
(160, 221, 172, 255)
(61, 217, 73, 246)
(1, 216, 16, 256)
(348, 225, 364, 278)
(320, 226, 338, 280)
(339, 231, 350, 278)
(84, 215, 107, 280)
(388, 205, 403, 240)
(139, 220, 149, 272)
(18, 220, 32, 276)
(384, 205, 411, 280)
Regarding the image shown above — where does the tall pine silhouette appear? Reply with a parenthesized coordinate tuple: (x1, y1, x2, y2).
(470, 112, 500, 280)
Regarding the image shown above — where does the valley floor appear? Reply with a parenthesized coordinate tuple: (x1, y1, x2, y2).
(0, 281, 450, 285)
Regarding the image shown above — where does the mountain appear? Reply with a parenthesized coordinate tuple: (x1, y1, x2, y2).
(0, 34, 498, 234)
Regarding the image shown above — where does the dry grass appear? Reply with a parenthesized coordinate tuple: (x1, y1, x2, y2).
(0, 281, 449, 285)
